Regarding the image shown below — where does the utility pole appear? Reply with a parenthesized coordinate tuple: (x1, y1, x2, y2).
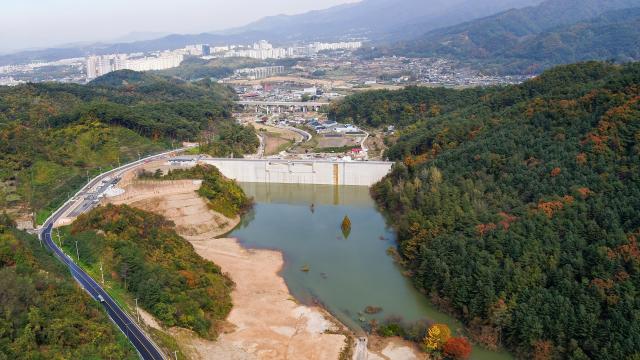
(75, 240, 79, 262)
(56, 228, 62, 247)
(30, 166, 38, 233)
(100, 261, 105, 284)
(135, 298, 140, 322)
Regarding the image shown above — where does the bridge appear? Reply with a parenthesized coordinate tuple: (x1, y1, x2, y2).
(236, 100, 330, 113)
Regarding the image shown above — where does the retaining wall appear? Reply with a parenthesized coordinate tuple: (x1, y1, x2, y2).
(199, 159, 393, 186)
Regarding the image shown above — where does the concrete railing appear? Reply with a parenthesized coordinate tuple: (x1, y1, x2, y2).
(200, 159, 393, 186)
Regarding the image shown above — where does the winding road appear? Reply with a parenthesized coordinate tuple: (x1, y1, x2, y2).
(38, 149, 189, 360)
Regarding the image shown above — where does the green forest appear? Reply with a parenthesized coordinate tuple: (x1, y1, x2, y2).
(140, 164, 252, 218)
(0, 214, 137, 359)
(154, 57, 263, 81)
(196, 120, 260, 158)
(66, 204, 234, 339)
(333, 62, 640, 359)
(0, 70, 256, 223)
(154, 56, 300, 81)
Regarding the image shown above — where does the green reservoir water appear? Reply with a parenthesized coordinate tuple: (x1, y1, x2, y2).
(231, 183, 511, 360)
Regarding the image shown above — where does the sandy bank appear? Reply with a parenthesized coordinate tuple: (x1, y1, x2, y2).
(108, 179, 347, 360)
(366, 336, 424, 360)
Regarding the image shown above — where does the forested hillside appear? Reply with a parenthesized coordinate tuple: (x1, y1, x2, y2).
(154, 57, 264, 81)
(328, 86, 485, 128)
(335, 62, 640, 358)
(65, 204, 234, 339)
(0, 214, 137, 359)
(381, 0, 640, 74)
(0, 70, 254, 224)
(140, 164, 252, 218)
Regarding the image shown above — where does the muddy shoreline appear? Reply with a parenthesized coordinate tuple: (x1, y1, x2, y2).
(105, 161, 422, 359)
(108, 177, 349, 359)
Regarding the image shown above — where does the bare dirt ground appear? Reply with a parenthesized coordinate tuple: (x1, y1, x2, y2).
(366, 336, 425, 360)
(316, 135, 359, 149)
(107, 177, 347, 360)
(253, 123, 301, 156)
(264, 135, 292, 156)
(364, 134, 387, 160)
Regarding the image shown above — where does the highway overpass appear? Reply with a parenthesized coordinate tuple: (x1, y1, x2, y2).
(236, 100, 330, 113)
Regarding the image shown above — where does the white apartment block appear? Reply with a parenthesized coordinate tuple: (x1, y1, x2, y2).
(86, 52, 184, 79)
(85, 41, 362, 80)
(234, 66, 285, 79)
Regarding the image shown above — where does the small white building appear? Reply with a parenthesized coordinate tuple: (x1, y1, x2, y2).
(334, 124, 360, 133)
(302, 86, 318, 94)
(167, 155, 200, 167)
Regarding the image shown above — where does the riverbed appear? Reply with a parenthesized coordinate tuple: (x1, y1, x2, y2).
(231, 182, 512, 360)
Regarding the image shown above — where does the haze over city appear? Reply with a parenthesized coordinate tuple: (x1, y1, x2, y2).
(0, 0, 358, 52)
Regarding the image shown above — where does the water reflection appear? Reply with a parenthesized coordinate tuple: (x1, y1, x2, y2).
(230, 182, 512, 360)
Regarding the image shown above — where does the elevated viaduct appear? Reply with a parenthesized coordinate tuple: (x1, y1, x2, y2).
(237, 100, 330, 113)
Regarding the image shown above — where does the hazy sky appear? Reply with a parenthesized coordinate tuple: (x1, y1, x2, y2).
(0, 0, 359, 53)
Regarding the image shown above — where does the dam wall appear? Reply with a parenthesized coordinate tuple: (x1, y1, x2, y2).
(199, 159, 393, 186)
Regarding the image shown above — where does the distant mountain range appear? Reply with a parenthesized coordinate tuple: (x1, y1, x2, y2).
(383, 0, 640, 73)
(219, 0, 543, 42)
(1, 0, 639, 75)
(0, 0, 541, 66)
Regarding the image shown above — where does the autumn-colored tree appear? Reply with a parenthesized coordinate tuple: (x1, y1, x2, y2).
(476, 223, 497, 236)
(424, 323, 451, 350)
(576, 187, 592, 199)
(532, 340, 554, 360)
(341, 215, 352, 238)
(498, 212, 517, 231)
(550, 167, 562, 177)
(443, 337, 472, 359)
(536, 201, 564, 218)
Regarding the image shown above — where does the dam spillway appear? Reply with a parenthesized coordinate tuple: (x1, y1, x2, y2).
(199, 159, 394, 186)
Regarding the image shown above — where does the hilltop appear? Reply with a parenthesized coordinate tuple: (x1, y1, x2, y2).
(384, 0, 640, 73)
(0, 70, 255, 225)
(0, 217, 138, 358)
(332, 61, 640, 358)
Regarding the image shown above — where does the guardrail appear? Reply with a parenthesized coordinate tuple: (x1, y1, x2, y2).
(38, 146, 193, 360)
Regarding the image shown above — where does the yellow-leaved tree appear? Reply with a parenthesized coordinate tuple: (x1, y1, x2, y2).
(424, 323, 452, 350)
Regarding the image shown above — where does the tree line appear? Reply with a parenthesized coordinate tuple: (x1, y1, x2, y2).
(0, 216, 137, 359)
(68, 204, 234, 339)
(334, 61, 640, 359)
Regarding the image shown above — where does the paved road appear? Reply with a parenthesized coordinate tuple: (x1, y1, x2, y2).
(41, 223, 166, 360)
(284, 125, 312, 143)
(38, 149, 188, 360)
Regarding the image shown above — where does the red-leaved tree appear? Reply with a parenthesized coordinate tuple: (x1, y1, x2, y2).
(443, 337, 472, 360)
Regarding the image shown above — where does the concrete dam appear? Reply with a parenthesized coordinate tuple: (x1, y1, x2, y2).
(199, 159, 394, 186)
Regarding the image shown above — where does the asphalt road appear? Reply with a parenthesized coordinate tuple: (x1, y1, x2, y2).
(41, 223, 166, 360)
(38, 150, 187, 360)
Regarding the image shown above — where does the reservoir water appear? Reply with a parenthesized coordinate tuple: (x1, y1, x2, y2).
(230, 183, 511, 360)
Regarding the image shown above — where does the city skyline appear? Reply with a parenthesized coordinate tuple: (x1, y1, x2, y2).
(0, 0, 359, 53)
